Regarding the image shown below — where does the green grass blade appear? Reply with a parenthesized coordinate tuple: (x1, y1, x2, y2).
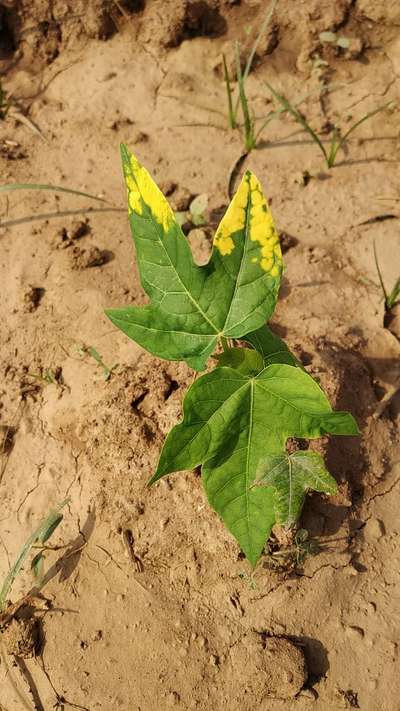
(222, 53, 236, 129)
(326, 127, 340, 167)
(233, 0, 279, 117)
(243, 0, 278, 82)
(373, 239, 389, 307)
(340, 102, 394, 146)
(387, 277, 400, 309)
(0, 182, 108, 203)
(236, 42, 255, 151)
(254, 106, 287, 141)
(254, 83, 339, 142)
(0, 499, 69, 611)
(265, 82, 329, 164)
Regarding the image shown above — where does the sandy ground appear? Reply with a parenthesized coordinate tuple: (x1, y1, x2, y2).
(0, 1, 400, 709)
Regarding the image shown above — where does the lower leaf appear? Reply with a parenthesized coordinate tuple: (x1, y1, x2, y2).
(254, 450, 338, 528)
(203, 455, 276, 567)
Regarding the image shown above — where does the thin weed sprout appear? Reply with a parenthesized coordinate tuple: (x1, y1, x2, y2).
(0, 499, 69, 612)
(222, 1, 345, 155)
(0, 181, 121, 232)
(265, 81, 395, 168)
(373, 240, 400, 312)
(222, 0, 286, 151)
(76, 344, 119, 380)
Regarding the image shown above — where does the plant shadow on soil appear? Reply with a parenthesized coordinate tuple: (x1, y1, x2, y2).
(38, 508, 96, 588)
(300, 343, 378, 541)
(290, 636, 330, 684)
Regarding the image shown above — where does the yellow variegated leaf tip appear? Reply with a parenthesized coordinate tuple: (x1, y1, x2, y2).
(213, 171, 282, 278)
(213, 175, 249, 256)
(123, 148, 175, 232)
(248, 173, 281, 277)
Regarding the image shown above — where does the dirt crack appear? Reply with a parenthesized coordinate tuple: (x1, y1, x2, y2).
(363, 475, 400, 508)
(16, 462, 45, 523)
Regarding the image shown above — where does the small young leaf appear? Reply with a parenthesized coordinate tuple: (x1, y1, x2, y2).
(244, 324, 300, 367)
(38, 513, 64, 544)
(0, 499, 69, 611)
(319, 31, 337, 43)
(216, 347, 264, 375)
(31, 552, 45, 580)
(106, 145, 283, 371)
(174, 211, 188, 227)
(254, 450, 338, 528)
(150, 363, 358, 566)
(336, 36, 350, 49)
(189, 194, 208, 226)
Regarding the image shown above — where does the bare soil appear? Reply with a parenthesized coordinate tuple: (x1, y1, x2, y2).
(1, 1, 400, 709)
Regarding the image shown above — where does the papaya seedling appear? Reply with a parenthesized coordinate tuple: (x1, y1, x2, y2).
(106, 145, 359, 566)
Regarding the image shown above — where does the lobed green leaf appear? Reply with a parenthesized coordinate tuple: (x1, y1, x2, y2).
(150, 361, 358, 566)
(254, 450, 338, 528)
(106, 145, 283, 370)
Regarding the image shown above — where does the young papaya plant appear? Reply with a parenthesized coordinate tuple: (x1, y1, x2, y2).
(106, 145, 359, 566)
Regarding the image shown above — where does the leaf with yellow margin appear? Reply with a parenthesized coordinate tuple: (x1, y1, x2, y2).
(105, 144, 283, 370)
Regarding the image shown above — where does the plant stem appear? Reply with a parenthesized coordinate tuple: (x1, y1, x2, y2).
(222, 54, 236, 129)
(0, 499, 69, 611)
(265, 81, 329, 166)
(236, 42, 255, 152)
(221, 337, 230, 352)
(233, 0, 279, 118)
(328, 101, 394, 167)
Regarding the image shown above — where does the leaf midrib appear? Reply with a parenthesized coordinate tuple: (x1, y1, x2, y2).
(220, 193, 251, 334)
(140, 188, 256, 339)
(159, 372, 250, 477)
(138, 218, 220, 334)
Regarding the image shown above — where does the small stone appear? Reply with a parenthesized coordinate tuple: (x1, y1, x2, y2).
(187, 228, 211, 266)
(167, 691, 180, 705)
(344, 37, 364, 59)
(72, 246, 111, 269)
(363, 518, 385, 543)
(159, 180, 177, 197)
(1, 618, 38, 658)
(299, 688, 318, 700)
(345, 625, 365, 640)
(209, 654, 219, 666)
(132, 130, 149, 144)
(57, 219, 90, 248)
(231, 634, 307, 700)
(23, 285, 45, 312)
(292, 170, 311, 187)
(170, 187, 193, 212)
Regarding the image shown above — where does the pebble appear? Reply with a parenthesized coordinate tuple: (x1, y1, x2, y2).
(345, 626, 365, 640)
(364, 518, 385, 542)
(299, 688, 318, 700)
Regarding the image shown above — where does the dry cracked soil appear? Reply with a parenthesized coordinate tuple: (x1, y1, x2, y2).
(0, 1, 400, 709)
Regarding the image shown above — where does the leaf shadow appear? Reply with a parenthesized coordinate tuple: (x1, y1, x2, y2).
(289, 635, 330, 684)
(301, 343, 377, 538)
(36, 507, 96, 588)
